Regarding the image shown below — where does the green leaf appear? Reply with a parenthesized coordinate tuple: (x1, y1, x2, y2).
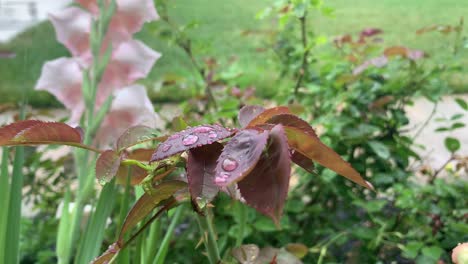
(368, 141, 391, 159)
(444, 137, 461, 152)
(421, 246, 443, 260)
(451, 113, 464, 120)
(455, 98, 468, 110)
(402, 241, 424, 259)
(0, 148, 10, 263)
(451, 122, 465, 130)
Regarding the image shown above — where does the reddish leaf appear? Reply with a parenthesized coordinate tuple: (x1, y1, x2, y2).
(291, 151, 315, 174)
(0, 120, 83, 146)
(150, 124, 233, 162)
(214, 128, 269, 187)
(96, 150, 121, 184)
(266, 114, 317, 136)
(90, 242, 120, 264)
(238, 105, 265, 128)
(118, 180, 187, 242)
(281, 125, 372, 189)
(116, 125, 157, 151)
(246, 106, 291, 127)
(187, 142, 223, 203)
(238, 125, 291, 225)
(360, 28, 383, 37)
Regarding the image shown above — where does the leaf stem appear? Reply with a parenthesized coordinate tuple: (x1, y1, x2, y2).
(196, 208, 221, 264)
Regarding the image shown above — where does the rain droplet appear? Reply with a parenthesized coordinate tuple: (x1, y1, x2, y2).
(208, 131, 218, 138)
(169, 134, 181, 140)
(98, 179, 107, 186)
(219, 172, 230, 178)
(222, 158, 238, 171)
(160, 143, 172, 152)
(193, 126, 213, 133)
(182, 134, 199, 146)
(214, 177, 227, 184)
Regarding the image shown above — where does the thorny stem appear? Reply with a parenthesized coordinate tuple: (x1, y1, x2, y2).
(293, 14, 309, 98)
(412, 102, 438, 141)
(196, 208, 221, 264)
(429, 155, 455, 184)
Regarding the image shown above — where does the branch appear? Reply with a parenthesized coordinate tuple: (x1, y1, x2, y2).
(293, 15, 309, 98)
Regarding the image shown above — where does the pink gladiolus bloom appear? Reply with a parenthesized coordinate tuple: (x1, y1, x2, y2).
(97, 40, 161, 105)
(49, 7, 92, 58)
(35, 58, 85, 123)
(76, 0, 159, 43)
(95, 85, 162, 147)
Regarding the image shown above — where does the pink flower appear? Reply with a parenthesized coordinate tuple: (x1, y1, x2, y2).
(76, 0, 158, 43)
(35, 58, 85, 122)
(97, 40, 161, 105)
(49, 7, 92, 58)
(36, 40, 160, 120)
(95, 85, 162, 147)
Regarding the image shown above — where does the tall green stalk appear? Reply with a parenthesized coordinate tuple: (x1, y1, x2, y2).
(4, 105, 26, 264)
(56, 1, 117, 263)
(196, 208, 221, 264)
(153, 205, 185, 264)
(0, 148, 10, 263)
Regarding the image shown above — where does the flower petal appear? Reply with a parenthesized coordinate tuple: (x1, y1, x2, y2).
(108, 0, 159, 41)
(49, 7, 92, 57)
(35, 58, 85, 123)
(95, 84, 161, 147)
(100, 40, 161, 91)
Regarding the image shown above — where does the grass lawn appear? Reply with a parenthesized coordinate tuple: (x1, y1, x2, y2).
(0, 0, 467, 106)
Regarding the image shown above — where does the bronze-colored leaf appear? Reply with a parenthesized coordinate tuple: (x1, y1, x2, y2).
(238, 105, 265, 128)
(0, 120, 83, 146)
(96, 150, 121, 184)
(238, 125, 291, 225)
(291, 151, 315, 174)
(118, 180, 187, 242)
(246, 106, 291, 127)
(214, 128, 269, 187)
(187, 142, 223, 203)
(150, 124, 234, 162)
(281, 125, 373, 190)
(116, 126, 158, 151)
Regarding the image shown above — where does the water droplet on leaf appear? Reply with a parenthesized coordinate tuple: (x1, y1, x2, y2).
(193, 126, 213, 133)
(160, 143, 171, 152)
(208, 131, 218, 138)
(222, 158, 238, 171)
(182, 134, 199, 145)
(169, 134, 181, 140)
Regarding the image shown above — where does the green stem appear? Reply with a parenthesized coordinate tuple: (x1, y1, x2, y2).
(0, 148, 10, 263)
(235, 203, 247, 247)
(196, 208, 220, 264)
(4, 105, 26, 264)
(154, 205, 185, 264)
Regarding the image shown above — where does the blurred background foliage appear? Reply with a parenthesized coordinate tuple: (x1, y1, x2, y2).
(1, 0, 467, 263)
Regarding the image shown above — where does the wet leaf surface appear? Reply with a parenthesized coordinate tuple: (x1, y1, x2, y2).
(96, 150, 121, 184)
(238, 105, 265, 128)
(214, 128, 269, 187)
(238, 125, 291, 225)
(246, 106, 291, 127)
(187, 142, 223, 203)
(150, 124, 233, 162)
(0, 120, 83, 146)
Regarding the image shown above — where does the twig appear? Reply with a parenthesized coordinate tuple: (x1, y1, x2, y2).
(293, 15, 309, 98)
(412, 102, 438, 141)
(429, 155, 454, 184)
